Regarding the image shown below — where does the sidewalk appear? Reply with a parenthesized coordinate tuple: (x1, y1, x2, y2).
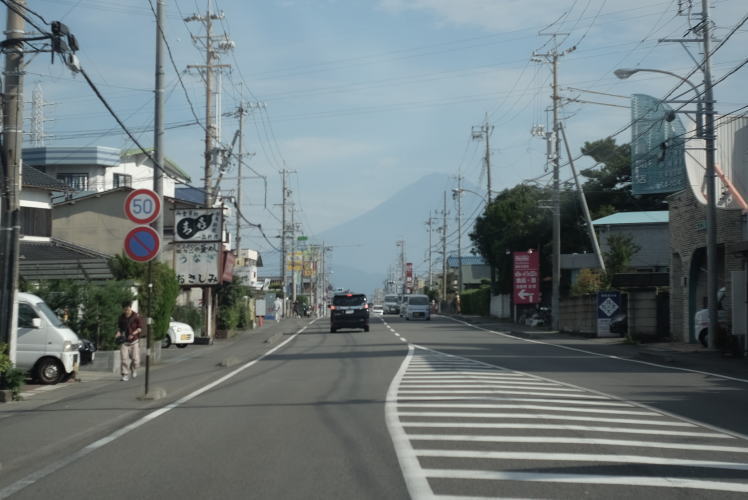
(4, 317, 309, 405)
(446, 314, 748, 380)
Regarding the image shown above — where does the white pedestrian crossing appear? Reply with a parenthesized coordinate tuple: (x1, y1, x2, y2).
(385, 341, 748, 499)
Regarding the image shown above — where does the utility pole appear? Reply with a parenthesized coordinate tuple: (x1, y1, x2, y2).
(472, 116, 494, 202)
(453, 175, 464, 294)
(441, 191, 448, 310)
(280, 170, 288, 301)
(701, 0, 718, 349)
(153, 0, 165, 238)
(291, 208, 297, 303)
(533, 34, 572, 331)
(0, 0, 26, 360)
(425, 215, 435, 289)
(396, 240, 406, 294)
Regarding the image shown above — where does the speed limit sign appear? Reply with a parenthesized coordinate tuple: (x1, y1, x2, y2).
(124, 188, 162, 224)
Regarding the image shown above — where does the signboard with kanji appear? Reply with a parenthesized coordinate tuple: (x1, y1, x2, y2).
(174, 209, 223, 242)
(406, 262, 413, 284)
(175, 242, 221, 286)
(513, 251, 540, 304)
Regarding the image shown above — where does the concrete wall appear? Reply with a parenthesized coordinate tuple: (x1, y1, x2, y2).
(53, 190, 129, 255)
(490, 294, 511, 318)
(559, 295, 597, 335)
(628, 289, 658, 336)
(597, 223, 670, 270)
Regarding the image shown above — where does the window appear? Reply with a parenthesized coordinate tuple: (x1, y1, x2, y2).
(113, 173, 132, 188)
(332, 294, 367, 307)
(18, 303, 38, 328)
(20, 206, 52, 237)
(57, 173, 88, 191)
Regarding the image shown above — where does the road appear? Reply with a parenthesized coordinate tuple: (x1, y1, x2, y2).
(1, 315, 747, 499)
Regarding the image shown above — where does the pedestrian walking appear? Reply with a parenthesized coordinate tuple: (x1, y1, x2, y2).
(115, 300, 143, 382)
(274, 296, 283, 322)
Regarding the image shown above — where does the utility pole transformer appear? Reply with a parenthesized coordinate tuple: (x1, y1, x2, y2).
(0, 0, 26, 360)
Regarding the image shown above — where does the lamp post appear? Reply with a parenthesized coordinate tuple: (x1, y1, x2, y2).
(615, 66, 717, 349)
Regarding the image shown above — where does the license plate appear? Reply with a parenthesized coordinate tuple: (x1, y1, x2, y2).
(180, 334, 191, 341)
(345, 310, 354, 314)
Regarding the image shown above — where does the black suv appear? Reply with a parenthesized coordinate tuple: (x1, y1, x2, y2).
(330, 293, 370, 332)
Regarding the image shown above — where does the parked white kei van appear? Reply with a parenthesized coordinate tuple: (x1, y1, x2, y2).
(403, 294, 431, 321)
(16, 292, 81, 384)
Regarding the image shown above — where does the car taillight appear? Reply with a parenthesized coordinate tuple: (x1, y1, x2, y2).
(364, 304, 369, 309)
(330, 305, 336, 310)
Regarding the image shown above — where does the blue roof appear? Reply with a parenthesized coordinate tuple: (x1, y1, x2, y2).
(592, 211, 669, 226)
(447, 255, 486, 267)
(23, 146, 121, 167)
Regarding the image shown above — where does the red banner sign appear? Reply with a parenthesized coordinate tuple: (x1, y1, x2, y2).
(513, 251, 540, 304)
(406, 262, 413, 283)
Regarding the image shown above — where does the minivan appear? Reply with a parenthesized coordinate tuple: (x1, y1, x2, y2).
(330, 293, 370, 332)
(402, 294, 431, 320)
(16, 292, 81, 384)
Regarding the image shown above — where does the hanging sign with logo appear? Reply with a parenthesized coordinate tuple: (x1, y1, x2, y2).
(174, 208, 223, 242)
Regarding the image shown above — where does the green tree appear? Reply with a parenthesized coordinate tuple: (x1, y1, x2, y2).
(580, 138, 667, 217)
(603, 233, 641, 287)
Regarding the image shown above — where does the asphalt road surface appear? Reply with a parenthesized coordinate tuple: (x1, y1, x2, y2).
(1, 315, 748, 499)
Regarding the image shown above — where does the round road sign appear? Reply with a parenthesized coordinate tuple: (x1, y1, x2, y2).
(124, 188, 161, 225)
(124, 226, 161, 262)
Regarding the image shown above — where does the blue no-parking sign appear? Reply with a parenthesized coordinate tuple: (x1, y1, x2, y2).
(124, 226, 161, 262)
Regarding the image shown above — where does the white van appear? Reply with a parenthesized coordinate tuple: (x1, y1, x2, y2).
(16, 292, 81, 384)
(403, 294, 431, 321)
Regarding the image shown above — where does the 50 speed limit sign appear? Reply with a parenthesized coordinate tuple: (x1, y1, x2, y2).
(124, 188, 162, 224)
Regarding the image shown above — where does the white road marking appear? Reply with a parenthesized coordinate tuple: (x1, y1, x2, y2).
(406, 434, 748, 453)
(398, 396, 634, 406)
(420, 469, 748, 493)
(397, 411, 695, 426)
(385, 344, 435, 499)
(417, 450, 748, 471)
(397, 403, 652, 414)
(0, 319, 319, 500)
(400, 422, 729, 438)
(398, 389, 607, 399)
(399, 384, 582, 392)
(387, 344, 748, 498)
(444, 316, 748, 385)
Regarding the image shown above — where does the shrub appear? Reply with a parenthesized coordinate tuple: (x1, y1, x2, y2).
(0, 343, 24, 400)
(460, 287, 491, 316)
(173, 304, 203, 336)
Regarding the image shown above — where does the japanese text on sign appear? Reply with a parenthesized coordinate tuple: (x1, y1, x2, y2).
(174, 209, 223, 242)
(513, 251, 540, 304)
(175, 242, 221, 285)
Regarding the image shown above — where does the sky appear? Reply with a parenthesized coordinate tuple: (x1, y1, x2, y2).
(12, 0, 748, 278)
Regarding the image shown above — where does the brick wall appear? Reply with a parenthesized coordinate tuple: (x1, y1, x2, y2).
(669, 188, 746, 342)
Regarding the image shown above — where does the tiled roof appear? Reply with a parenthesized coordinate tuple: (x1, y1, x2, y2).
(22, 165, 71, 191)
(592, 211, 669, 225)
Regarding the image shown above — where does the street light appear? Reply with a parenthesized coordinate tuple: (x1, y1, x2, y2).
(614, 68, 702, 136)
(452, 187, 487, 205)
(615, 66, 717, 349)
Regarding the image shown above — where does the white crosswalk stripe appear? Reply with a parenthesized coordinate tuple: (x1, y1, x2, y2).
(385, 343, 748, 499)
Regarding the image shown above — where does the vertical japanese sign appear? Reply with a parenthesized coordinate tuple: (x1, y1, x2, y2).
(513, 251, 540, 304)
(175, 242, 221, 286)
(406, 262, 413, 284)
(174, 208, 224, 286)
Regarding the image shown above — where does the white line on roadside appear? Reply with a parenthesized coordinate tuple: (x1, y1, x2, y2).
(405, 434, 748, 453)
(400, 422, 729, 438)
(399, 383, 580, 391)
(444, 316, 748, 385)
(397, 396, 632, 406)
(417, 450, 748, 471)
(397, 411, 693, 426)
(0, 319, 319, 500)
(420, 469, 748, 493)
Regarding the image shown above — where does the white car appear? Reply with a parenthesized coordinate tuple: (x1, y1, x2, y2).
(163, 320, 195, 348)
(371, 305, 384, 316)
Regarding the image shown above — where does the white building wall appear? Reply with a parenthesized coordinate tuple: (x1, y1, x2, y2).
(111, 160, 178, 197)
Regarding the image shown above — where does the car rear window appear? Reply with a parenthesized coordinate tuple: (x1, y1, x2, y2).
(385, 295, 398, 302)
(333, 294, 367, 306)
(409, 296, 429, 305)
